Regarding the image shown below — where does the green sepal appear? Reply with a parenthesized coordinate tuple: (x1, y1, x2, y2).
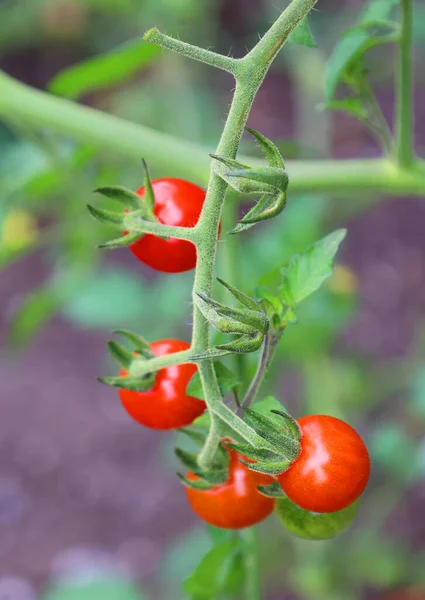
(239, 458, 291, 475)
(107, 340, 135, 370)
(270, 410, 303, 441)
(177, 473, 217, 491)
(216, 278, 261, 312)
(243, 408, 301, 461)
(94, 185, 143, 210)
(227, 167, 287, 190)
(257, 481, 286, 498)
(175, 446, 229, 485)
(225, 442, 279, 462)
(192, 285, 268, 360)
(212, 129, 288, 234)
(229, 190, 287, 234)
(97, 232, 141, 249)
(87, 204, 125, 229)
(178, 427, 208, 448)
(98, 373, 155, 392)
(214, 331, 265, 355)
(141, 158, 155, 212)
(175, 448, 201, 472)
(113, 329, 153, 358)
(195, 292, 268, 334)
(246, 127, 285, 169)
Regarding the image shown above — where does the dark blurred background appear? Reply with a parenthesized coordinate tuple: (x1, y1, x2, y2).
(1, 0, 425, 599)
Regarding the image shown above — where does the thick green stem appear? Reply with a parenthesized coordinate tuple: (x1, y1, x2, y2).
(396, 0, 414, 167)
(241, 528, 261, 600)
(1, 71, 425, 194)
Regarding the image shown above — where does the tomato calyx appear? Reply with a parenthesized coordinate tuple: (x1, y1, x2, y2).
(98, 330, 157, 392)
(176, 430, 230, 491)
(191, 278, 270, 360)
(211, 128, 288, 234)
(226, 407, 302, 475)
(87, 158, 173, 249)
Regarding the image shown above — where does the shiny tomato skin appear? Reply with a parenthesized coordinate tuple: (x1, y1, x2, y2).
(277, 415, 370, 513)
(186, 447, 275, 529)
(129, 178, 206, 273)
(119, 339, 205, 430)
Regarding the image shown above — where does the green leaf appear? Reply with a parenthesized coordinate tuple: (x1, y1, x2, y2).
(48, 40, 161, 100)
(62, 268, 147, 328)
(7, 269, 86, 349)
(187, 361, 239, 400)
(324, 0, 400, 101)
(184, 539, 243, 598)
(289, 16, 316, 48)
(280, 229, 347, 307)
(319, 98, 368, 120)
(42, 578, 147, 600)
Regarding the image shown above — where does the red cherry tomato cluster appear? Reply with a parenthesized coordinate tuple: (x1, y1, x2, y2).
(129, 178, 206, 273)
(117, 176, 370, 531)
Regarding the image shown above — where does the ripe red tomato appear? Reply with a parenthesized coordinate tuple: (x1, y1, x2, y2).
(277, 415, 370, 513)
(129, 178, 206, 273)
(119, 339, 205, 429)
(186, 447, 275, 529)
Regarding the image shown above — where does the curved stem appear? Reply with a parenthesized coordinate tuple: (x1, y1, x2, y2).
(396, 0, 414, 167)
(242, 332, 280, 409)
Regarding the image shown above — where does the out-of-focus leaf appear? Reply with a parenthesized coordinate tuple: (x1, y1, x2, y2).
(280, 229, 347, 307)
(48, 40, 161, 100)
(409, 369, 425, 419)
(289, 16, 316, 47)
(369, 423, 421, 481)
(347, 537, 406, 587)
(7, 270, 87, 349)
(187, 361, 239, 400)
(42, 578, 147, 600)
(184, 538, 244, 599)
(324, 0, 400, 100)
(62, 268, 146, 328)
(319, 98, 368, 120)
(158, 526, 212, 600)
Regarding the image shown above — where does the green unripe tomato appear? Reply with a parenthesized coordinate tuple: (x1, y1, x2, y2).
(276, 496, 359, 540)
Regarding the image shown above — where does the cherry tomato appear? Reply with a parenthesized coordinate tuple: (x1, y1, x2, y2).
(129, 178, 206, 273)
(119, 339, 205, 430)
(277, 496, 359, 540)
(186, 447, 275, 529)
(277, 415, 370, 513)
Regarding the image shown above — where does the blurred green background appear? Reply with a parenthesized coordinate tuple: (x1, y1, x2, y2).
(1, 0, 425, 599)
